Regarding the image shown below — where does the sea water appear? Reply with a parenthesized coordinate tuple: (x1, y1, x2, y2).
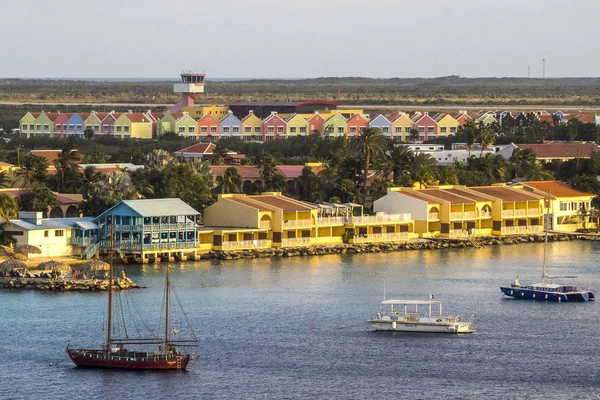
(1, 240, 600, 399)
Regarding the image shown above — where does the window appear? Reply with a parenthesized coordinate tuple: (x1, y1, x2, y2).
(201, 126, 208, 133)
(395, 127, 402, 133)
(244, 126, 251, 133)
(337, 126, 345, 134)
(103, 124, 109, 132)
(94, 124, 99, 132)
(267, 126, 275, 134)
(22, 125, 28, 131)
(178, 127, 185, 133)
(30, 124, 35, 130)
(450, 127, 457, 134)
(290, 127, 297, 133)
(440, 127, 447, 133)
(43, 124, 49, 131)
(254, 126, 261, 133)
(427, 126, 434, 133)
(223, 126, 230, 133)
(116, 126, 122, 133)
(85, 124, 91, 130)
(76, 124, 82, 131)
(382, 126, 389, 133)
(405, 127, 412, 133)
(299, 126, 306, 134)
(277, 126, 284, 134)
(55, 124, 61, 131)
(63, 124, 67, 131)
(123, 126, 130, 133)
(418, 126, 425, 133)
(5, 231, 23, 236)
(232, 126, 239, 133)
(210, 126, 217, 133)
(55, 230, 64, 237)
(44, 231, 49, 237)
(188, 126, 195, 133)
(36, 124, 42, 131)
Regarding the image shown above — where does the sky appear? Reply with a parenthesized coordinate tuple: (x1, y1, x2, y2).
(2, 0, 599, 79)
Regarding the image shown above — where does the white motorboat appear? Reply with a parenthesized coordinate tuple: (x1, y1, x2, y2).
(367, 299, 474, 334)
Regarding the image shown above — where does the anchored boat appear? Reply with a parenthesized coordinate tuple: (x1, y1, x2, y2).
(67, 221, 199, 370)
(367, 299, 474, 334)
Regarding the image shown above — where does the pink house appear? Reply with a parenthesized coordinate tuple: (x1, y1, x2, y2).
(100, 112, 118, 135)
(262, 112, 287, 141)
(50, 112, 69, 138)
(412, 112, 438, 142)
(197, 113, 220, 139)
(347, 113, 368, 136)
(307, 112, 325, 135)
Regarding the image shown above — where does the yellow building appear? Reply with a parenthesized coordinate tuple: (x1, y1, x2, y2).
(113, 112, 153, 139)
(182, 105, 229, 119)
(390, 113, 414, 141)
(285, 114, 309, 137)
(241, 111, 263, 140)
(434, 113, 460, 137)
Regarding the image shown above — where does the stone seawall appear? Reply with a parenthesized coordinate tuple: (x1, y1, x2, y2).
(202, 233, 585, 261)
(0, 277, 140, 291)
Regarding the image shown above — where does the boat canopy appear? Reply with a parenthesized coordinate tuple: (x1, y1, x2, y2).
(381, 299, 442, 305)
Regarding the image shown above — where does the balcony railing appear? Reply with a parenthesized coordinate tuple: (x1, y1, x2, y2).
(449, 229, 469, 238)
(500, 225, 543, 235)
(259, 220, 271, 228)
(514, 209, 527, 217)
(70, 236, 98, 246)
(528, 209, 539, 216)
(428, 212, 439, 220)
(480, 211, 492, 218)
(282, 237, 312, 247)
(352, 232, 411, 243)
(222, 239, 270, 250)
(316, 216, 346, 225)
(283, 219, 312, 228)
(346, 214, 411, 224)
(502, 210, 514, 217)
(114, 222, 196, 232)
(100, 240, 198, 251)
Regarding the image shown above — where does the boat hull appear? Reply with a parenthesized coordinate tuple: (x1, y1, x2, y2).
(367, 320, 473, 334)
(67, 349, 190, 370)
(500, 287, 595, 302)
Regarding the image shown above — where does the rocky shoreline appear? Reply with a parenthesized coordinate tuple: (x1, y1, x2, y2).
(0, 277, 140, 291)
(202, 233, 588, 260)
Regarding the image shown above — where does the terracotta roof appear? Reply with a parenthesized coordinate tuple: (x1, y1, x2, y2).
(227, 197, 270, 211)
(537, 114, 554, 123)
(176, 143, 216, 155)
(393, 190, 440, 204)
(0, 189, 80, 205)
(420, 189, 476, 204)
(125, 113, 151, 123)
(29, 149, 80, 165)
(516, 143, 600, 159)
(277, 165, 325, 179)
(248, 195, 316, 211)
(469, 186, 542, 201)
(445, 188, 492, 202)
(564, 112, 596, 123)
(0, 162, 15, 168)
(520, 181, 596, 198)
(210, 166, 261, 179)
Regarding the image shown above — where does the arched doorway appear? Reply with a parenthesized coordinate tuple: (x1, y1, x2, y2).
(66, 205, 79, 217)
(49, 207, 63, 218)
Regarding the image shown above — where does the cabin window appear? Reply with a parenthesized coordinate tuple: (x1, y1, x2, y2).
(277, 126, 284, 134)
(382, 126, 389, 133)
(94, 125, 99, 132)
(223, 127, 230, 133)
(30, 124, 35, 130)
(188, 126, 195, 133)
(44, 231, 49, 237)
(254, 126, 261, 133)
(405, 127, 411, 133)
(267, 126, 275, 133)
(210, 126, 217, 133)
(418, 126, 425, 133)
(232, 126, 240, 133)
(299, 126, 306, 134)
(179, 127, 185, 133)
(450, 127, 457, 133)
(427, 126, 434, 133)
(440, 127, 447, 133)
(116, 126, 122, 133)
(290, 127, 297, 133)
(337, 126, 345, 134)
(123, 126, 130, 133)
(244, 126, 251, 133)
(395, 127, 401, 133)
(43, 124, 49, 131)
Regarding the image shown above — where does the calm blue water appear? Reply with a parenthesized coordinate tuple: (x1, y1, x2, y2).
(2, 241, 600, 400)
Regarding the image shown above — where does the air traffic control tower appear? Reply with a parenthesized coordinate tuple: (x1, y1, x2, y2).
(169, 71, 206, 113)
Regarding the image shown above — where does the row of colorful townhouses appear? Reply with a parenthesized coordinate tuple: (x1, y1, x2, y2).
(4, 181, 595, 261)
(18, 108, 600, 143)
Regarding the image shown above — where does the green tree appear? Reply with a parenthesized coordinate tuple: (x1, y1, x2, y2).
(510, 148, 537, 179)
(0, 193, 18, 221)
(17, 154, 48, 187)
(145, 148, 174, 172)
(157, 163, 214, 213)
(84, 127, 95, 140)
(216, 167, 242, 194)
(459, 120, 479, 157)
(54, 146, 82, 192)
(479, 124, 496, 155)
(211, 142, 229, 165)
(79, 171, 140, 216)
(258, 154, 278, 190)
(293, 166, 317, 201)
(350, 127, 389, 194)
(18, 183, 61, 213)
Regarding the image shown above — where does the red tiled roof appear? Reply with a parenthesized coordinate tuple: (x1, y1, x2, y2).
(210, 164, 324, 180)
(125, 113, 152, 123)
(516, 143, 600, 159)
(249, 195, 316, 211)
(469, 186, 542, 201)
(0, 189, 80, 204)
(421, 189, 476, 204)
(537, 114, 554, 123)
(177, 143, 216, 155)
(227, 197, 270, 211)
(520, 181, 596, 198)
(564, 113, 595, 123)
(30, 149, 80, 165)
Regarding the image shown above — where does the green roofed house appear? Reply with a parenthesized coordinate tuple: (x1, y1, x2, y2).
(85, 198, 212, 263)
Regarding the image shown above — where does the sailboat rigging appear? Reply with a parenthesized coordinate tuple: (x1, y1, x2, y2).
(66, 217, 199, 370)
(500, 190, 595, 302)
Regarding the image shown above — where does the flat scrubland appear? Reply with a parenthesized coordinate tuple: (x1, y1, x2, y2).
(2, 76, 600, 128)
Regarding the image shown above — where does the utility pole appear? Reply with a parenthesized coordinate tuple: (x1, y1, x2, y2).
(542, 58, 546, 78)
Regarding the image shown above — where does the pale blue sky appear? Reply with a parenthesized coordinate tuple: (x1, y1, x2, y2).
(2, 0, 598, 79)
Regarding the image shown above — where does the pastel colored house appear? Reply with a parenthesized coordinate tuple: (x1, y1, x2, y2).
(412, 112, 438, 142)
(65, 113, 85, 137)
(347, 113, 369, 136)
(262, 112, 287, 141)
(113, 112, 153, 139)
(20, 112, 38, 138)
(174, 112, 198, 139)
(307, 112, 325, 135)
(285, 114, 309, 137)
(84, 111, 103, 136)
(476, 112, 497, 126)
(435, 113, 460, 137)
(100, 112, 117, 135)
(156, 113, 182, 136)
(390, 112, 414, 141)
(322, 112, 348, 137)
(453, 111, 472, 127)
(33, 112, 55, 137)
(197, 113, 221, 140)
(241, 111, 263, 140)
(219, 111, 243, 138)
(369, 114, 392, 137)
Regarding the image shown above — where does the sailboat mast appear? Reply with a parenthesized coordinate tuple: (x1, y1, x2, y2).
(164, 266, 169, 355)
(107, 216, 114, 351)
(542, 190, 551, 283)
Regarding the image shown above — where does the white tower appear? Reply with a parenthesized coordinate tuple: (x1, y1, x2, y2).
(170, 71, 206, 113)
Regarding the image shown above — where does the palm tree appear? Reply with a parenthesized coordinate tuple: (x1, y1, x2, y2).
(191, 159, 215, 188)
(459, 120, 479, 157)
(17, 154, 49, 187)
(145, 149, 173, 172)
(258, 154, 278, 190)
(409, 128, 420, 143)
(351, 127, 389, 194)
(436, 165, 459, 185)
(0, 193, 18, 222)
(211, 143, 229, 165)
(388, 144, 413, 184)
(294, 166, 317, 201)
(510, 148, 537, 179)
(54, 146, 83, 192)
(268, 173, 288, 193)
(216, 167, 242, 194)
(410, 153, 437, 188)
(0, 171, 12, 189)
(479, 124, 496, 155)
